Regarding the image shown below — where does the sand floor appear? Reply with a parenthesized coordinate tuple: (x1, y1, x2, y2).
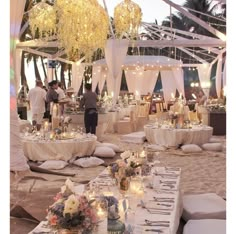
(10, 132, 226, 234)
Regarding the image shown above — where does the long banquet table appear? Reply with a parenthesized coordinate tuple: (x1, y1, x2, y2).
(29, 166, 182, 234)
(144, 124, 213, 147)
(21, 133, 97, 161)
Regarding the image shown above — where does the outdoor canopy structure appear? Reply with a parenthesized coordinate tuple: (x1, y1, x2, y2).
(12, 0, 226, 103)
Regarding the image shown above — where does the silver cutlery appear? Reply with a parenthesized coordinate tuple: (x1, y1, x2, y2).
(145, 229, 164, 232)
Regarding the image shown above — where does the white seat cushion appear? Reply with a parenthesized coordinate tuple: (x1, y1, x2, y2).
(181, 144, 202, 153)
(73, 157, 104, 168)
(182, 193, 226, 221)
(202, 143, 222, 151)
(120, 131, 146, 144)
(98, 143, 122, 153)
(93, 146, 116, 158)
(39, 160, 68, 170)
(147, 144, 167, 152)
(183, 219, 226, 234)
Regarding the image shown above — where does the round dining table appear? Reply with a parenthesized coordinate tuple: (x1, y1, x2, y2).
(144, 124, 213, 147)
(21, 133, 97, 162)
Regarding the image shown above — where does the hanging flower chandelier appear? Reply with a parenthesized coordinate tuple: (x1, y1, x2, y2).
(29, 0, 109, 60)
(28, 0, 56, 40)
(114, 0, 142, 39)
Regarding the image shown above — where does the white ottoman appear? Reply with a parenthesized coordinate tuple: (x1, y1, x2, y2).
(183, 219, 226, 234)
(120, 131, 146, 144)
(182, 193, 226, 221)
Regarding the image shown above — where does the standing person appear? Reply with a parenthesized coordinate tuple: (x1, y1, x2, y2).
(56, 82, 66, 115)
(196, 90, 207, 123)
(46, 80, 59, 122)
(80, 83, 98, 134)
(28, 80, 47, 130)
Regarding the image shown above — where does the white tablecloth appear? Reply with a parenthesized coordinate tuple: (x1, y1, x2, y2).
(68, 112, 109, 139)
(21, 133, 97, 161)
(144, 124, 213, 147)
(29, 166, 182, 234)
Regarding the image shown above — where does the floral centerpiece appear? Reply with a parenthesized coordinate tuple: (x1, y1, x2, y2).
(46, 179, 98, 234)
(108, 158, 141, 192)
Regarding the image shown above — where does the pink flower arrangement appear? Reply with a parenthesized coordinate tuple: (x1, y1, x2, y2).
(46, 179, 98, 232)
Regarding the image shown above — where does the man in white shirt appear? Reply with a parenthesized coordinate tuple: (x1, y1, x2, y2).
(56, 82, 66, 115)
(28, 80, 47, 130)
(56, 82, 65, 100)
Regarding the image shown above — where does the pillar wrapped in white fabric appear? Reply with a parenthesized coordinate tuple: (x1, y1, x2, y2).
(105, 39, 129, 104)
(10, 109, 29, 171)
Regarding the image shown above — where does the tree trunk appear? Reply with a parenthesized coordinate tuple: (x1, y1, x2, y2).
(40, 56, 47, 80)
(33, 54, 41, 80)
(67, 64, 72, 88)
(20, 51, 27, 86)
(60, 62, 66, 89)
(54, 67, 58, 81)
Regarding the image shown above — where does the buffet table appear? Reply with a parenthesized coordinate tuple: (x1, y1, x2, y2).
(144, 124, 213, 147)
(21, 133, 97, 161)
(29, 166, 182, 234)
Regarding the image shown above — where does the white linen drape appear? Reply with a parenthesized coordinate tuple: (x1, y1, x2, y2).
(92, 66, 101, 92)
(10, 0, 30, 171)
(222, 61, 226, 88)
(215, 55, 223, 98)
(98, 69, 107, 93)
(197, 64, 211, 97)
(125, 70, 158, 95)
(161, 70, 177, 102)
(71, 63, 85, 94)
(105, 39, 128, 104)
(15, 48, 22, 93)
(172, 68, 185, 97)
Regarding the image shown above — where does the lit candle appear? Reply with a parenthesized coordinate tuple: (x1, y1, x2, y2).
(50, 132, 54, 140)
(52, 104, 58, 117)
(44, 121, 48, 131)
(140, 150, 146, 158)
(97, 207, 105, 217)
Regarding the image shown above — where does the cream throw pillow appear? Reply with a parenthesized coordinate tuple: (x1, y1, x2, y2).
(93, 146, 116, 158)
(181, 144, 202, 153)
(98, 143, 122, 153)
(39, 160, 68, 170)
(202, 143, 222, 151)
(73, 157, 104, 168)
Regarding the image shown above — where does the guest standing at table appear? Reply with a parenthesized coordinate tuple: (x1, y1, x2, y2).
(80, 83, 98, 134)
(28, 80, 47, 130)
(195, 90, 207, 123)
(56, 82, 66, 115)
(46, 80, 59, 122)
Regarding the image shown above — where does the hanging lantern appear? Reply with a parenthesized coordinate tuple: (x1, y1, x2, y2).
(29, 0, 56, 40)
(29, 0, 109, 61)
(114, 0, 142, 39)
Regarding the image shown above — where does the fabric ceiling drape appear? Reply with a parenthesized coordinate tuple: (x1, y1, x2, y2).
(197, 64, 211, 97)
(98, 69, 107, 94)
(222, 60, 226, 88)
(92, 66, 101, 92)
(71, 63, 85, 94)
(105, 39, 128, 104)
(161, 70, 177, 102)
(125, 70, 158, 95)
(215, 55, 223, 98)
(10, 0, 30, 171)
(15, 48, 22, 94)
(172, 68, 185, 97)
